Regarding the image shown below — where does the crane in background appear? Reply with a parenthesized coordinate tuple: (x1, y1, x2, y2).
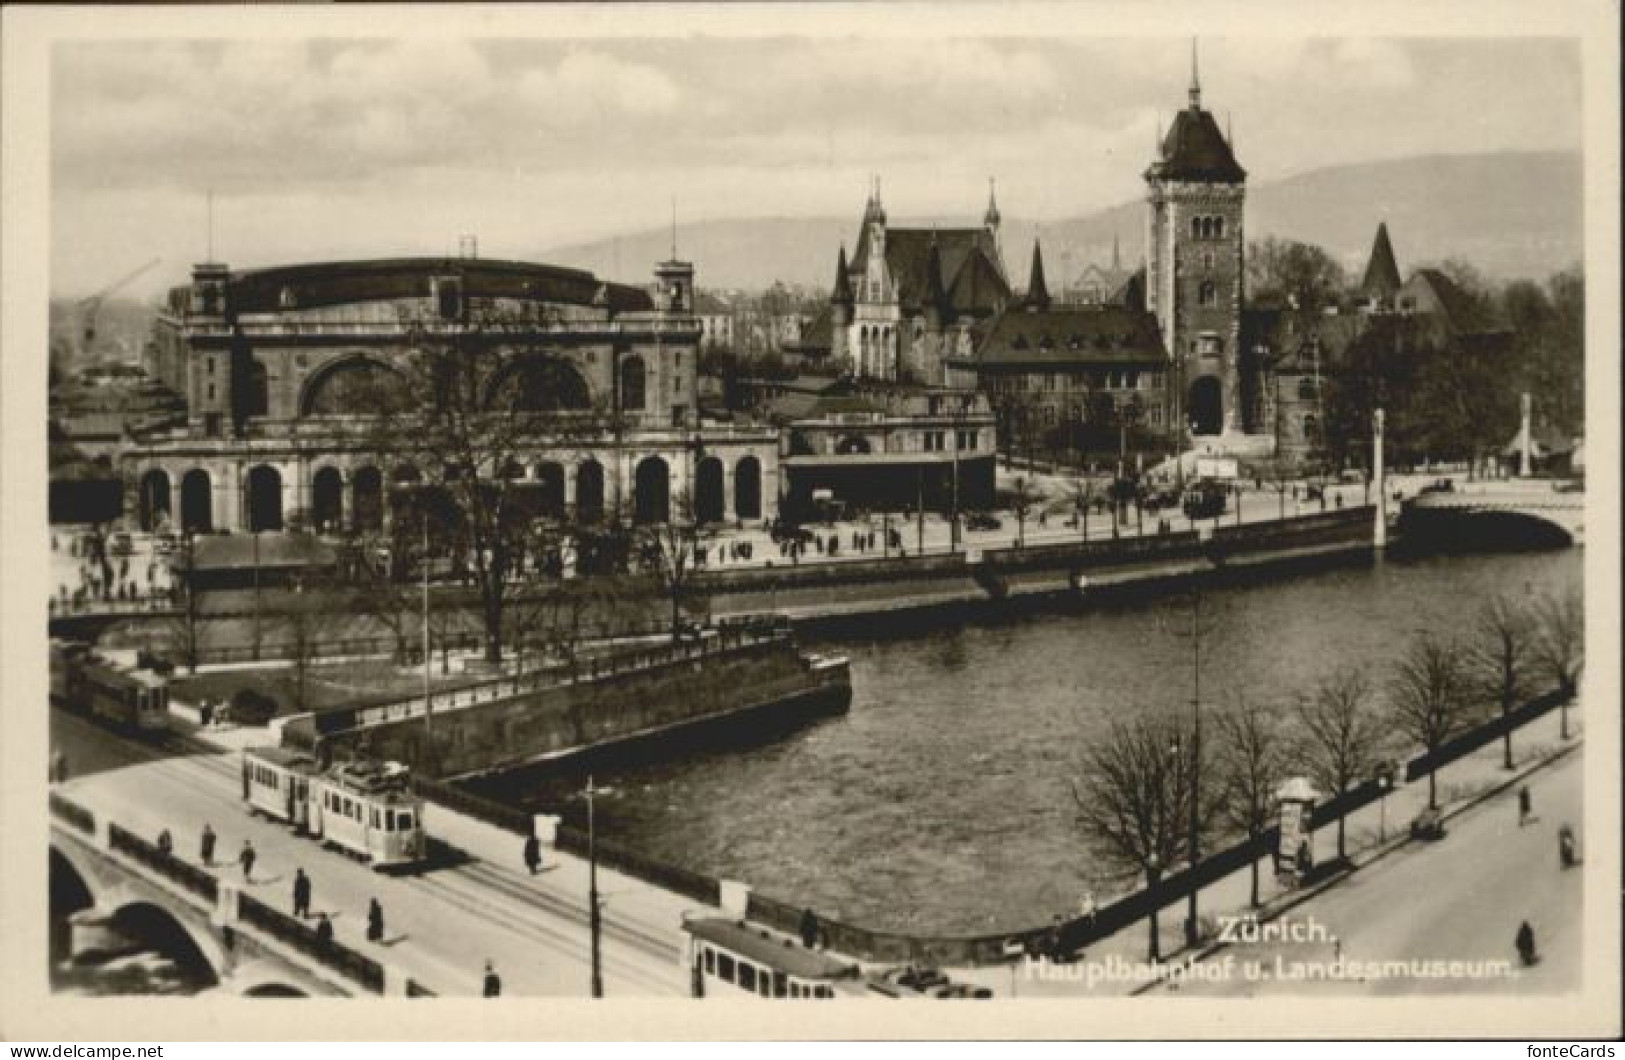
(76, 257, 161, 355)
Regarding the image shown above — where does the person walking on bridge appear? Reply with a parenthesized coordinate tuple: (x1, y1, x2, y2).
(292, 868, 312, 918)
(367, 898, 384, 943)
(239, 839, 257, 883)
(483, 960, 502, 998)
(524, 834, 542, 876)
(200, 822, 216, 866)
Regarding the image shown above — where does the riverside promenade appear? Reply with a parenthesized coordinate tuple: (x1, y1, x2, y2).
(953, 704, 1585, 998)
(55, 676, 1583, 999)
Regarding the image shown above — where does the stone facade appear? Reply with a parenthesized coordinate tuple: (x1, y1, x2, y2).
(123, 255, 780, 534)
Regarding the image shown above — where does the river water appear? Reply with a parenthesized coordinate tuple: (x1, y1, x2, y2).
(477, 546, 1582, 936)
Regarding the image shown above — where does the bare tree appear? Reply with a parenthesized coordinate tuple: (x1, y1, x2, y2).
(1214, 697, 1286, 907)
(1007, 475, 1042, 548)
(364, 305, 625, 665)
(1472, 593, 1533, 770)
(1293, 667, 1384, 861)
(1531, 584, 1584, 738)
(282, 572, 341, 714)
(632, 486, 717, 642)
(1072, 714, 1204, 962)
(1389, 635, 1473, 809)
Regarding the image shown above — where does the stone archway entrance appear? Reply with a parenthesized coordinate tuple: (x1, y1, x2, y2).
(694, 458, 724, 524)
(246, 465, 283, 532)
(633, 456, 670, 525)
(1188, 376, 1223, 436)
(138, 469, 172, 532)
(180, 469, 213, 533)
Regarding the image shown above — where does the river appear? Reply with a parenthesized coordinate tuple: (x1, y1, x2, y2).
(477, 547, 1583, 936)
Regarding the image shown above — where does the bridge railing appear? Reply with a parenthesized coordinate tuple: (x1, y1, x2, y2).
(107, 823, 219, 903)
(49, 791, 96, 835)
(238, 892, 385, 994)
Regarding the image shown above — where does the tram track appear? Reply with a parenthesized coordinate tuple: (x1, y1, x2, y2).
(52, 707, 686, 995)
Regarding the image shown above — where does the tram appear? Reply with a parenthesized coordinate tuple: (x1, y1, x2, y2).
(241, 747, 426, 869)
(680, 917, 867, 998)
(50, 639, 170, 733)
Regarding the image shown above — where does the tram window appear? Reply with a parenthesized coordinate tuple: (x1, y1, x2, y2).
(790, 983, 801, 998)
(816, 986, 832, 999)
(704, 948, 716, 975)
(738, 963, 757, 992)
(773, 971, 788, 998)
(758, 974, 770, 998)
(399, 811, 414, 830)
(717, 954, 735, 984)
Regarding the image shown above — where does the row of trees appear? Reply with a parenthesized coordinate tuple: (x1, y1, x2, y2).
(1074, 584, 1582, 960)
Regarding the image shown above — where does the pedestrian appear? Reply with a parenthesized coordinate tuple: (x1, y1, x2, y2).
(240, 839, 257, 882)
(292, 868, 312, 918)
(367, 897, 384, 942)
(49, 748, 66, 784)
(1515, 920, 1536, 966)
(799, 908, 820, 949)
(156, 828, 173, 855)
(314, 913, 333, 945)
(523, 834, 541, 876)
(483, 960, 502, 998)
(1559, 824, 1577, 868)
(1518, 785, 1532, 826)
(200, 822, 216, 865)
(1078, 890, 1097, 928)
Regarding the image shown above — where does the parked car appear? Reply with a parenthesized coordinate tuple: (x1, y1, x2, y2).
(964, 512, 1002, 532)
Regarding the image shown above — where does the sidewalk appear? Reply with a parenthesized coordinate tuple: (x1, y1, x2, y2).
(948, 701, 1583, 997)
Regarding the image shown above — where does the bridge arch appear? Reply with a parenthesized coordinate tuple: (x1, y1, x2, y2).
(107, 899, 225, 989)
(230, 961, 314, 998)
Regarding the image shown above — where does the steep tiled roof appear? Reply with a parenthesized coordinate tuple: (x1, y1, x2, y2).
(1147, 106, 1246, 184)
(971, 306, 1167, 367)
(849, 226, 1010, 318)
(1405, 269, 1506, 334)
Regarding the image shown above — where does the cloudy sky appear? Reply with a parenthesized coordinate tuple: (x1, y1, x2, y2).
(49, 31, 1581, 298)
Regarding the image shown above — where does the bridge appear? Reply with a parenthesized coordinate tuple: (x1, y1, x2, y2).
(47, 711, 694, 997)
(1404, 480, 1584, 545)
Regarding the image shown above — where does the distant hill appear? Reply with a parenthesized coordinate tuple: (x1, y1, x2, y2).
(541, 150, 1581, 292)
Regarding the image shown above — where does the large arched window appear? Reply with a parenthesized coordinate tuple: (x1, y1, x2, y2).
(138, 469, 171, 532)
(180, 469, 213, 533)
(246, 465, 283, 532)
(620, 355, 647, 411)
(734, 456, 762, 521)
(694, 458, 725, 524)
(488, 357, 591, 413)
(301, 356, 412, 417)
(633, 456, 670, 524)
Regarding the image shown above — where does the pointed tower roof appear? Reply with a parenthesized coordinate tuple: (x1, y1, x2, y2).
(1146, 43, 1245, 184)
(1361, 222, 1403, 298)
(831, 243, 853, 306)
(984, 177, 1001, 228)
(1026, 238, 1050, 310)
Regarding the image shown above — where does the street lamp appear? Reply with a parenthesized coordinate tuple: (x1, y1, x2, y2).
(1185, 592, 1203, 948)
(584, 775, 606, 998)
(1374, 763, 1395, 843)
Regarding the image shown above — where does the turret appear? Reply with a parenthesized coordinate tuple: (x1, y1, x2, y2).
(655, 257, 694, 315)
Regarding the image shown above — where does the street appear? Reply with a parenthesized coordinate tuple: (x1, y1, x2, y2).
(50, 707, 689, 997)
(1152, 745, 1583, 997)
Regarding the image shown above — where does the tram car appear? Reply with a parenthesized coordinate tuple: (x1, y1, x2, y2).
(240, 747, 426, 870)
(680, 917, 867, 998)
(680, 917, 997, 1000)
(50, 639, 170, 733)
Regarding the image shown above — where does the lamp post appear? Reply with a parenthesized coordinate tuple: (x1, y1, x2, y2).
(1374, 763, 1395, 843)
(1185, 591, 1203, 948)
(585, 774, 605, 998)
